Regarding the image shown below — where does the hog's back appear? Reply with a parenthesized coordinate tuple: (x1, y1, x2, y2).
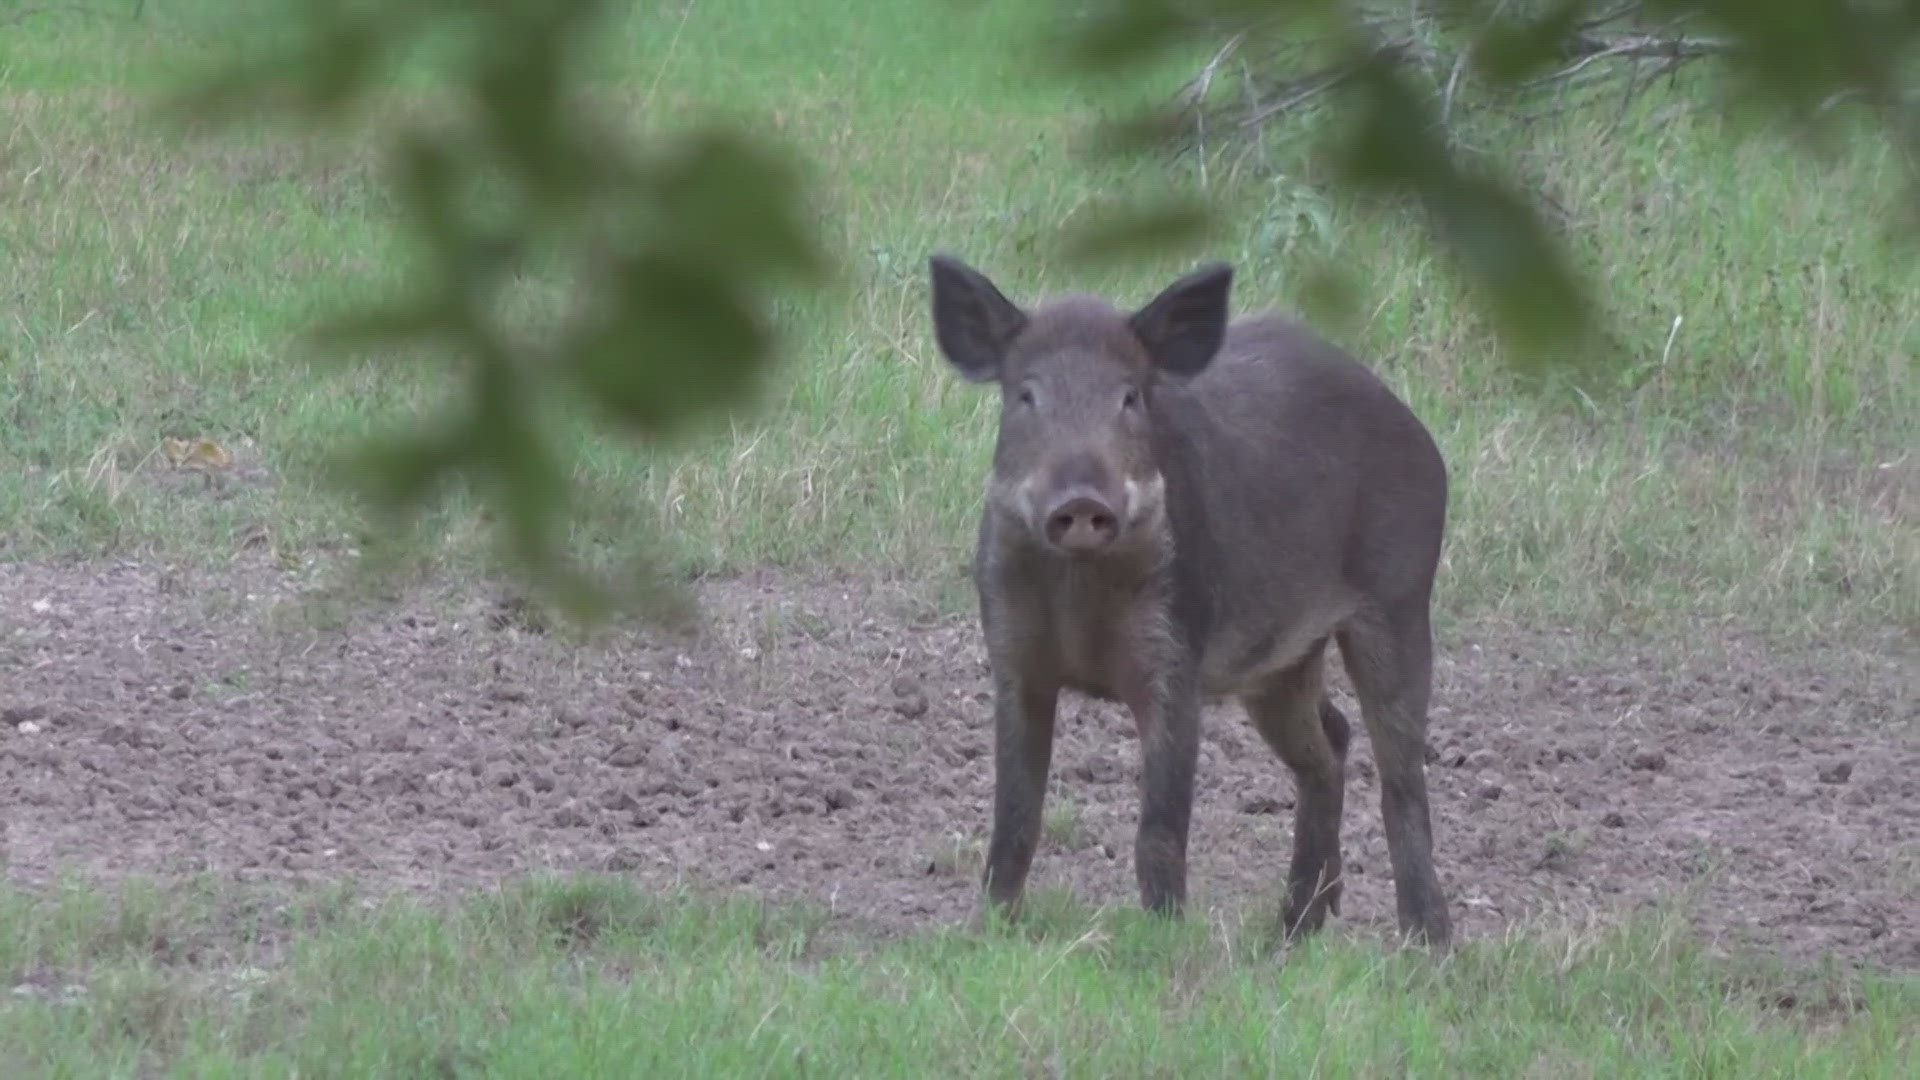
(1153, 315, 1447, 695)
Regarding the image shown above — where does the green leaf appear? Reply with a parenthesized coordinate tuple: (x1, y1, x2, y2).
(1058, 197, 1219, 267)
(332, 423, 471, 520)
(301, 17, 385, 120)
(1086, 105, 1198, 158)
(648, 130, 829, 283)
(1333, 54, 1591, 358)
(1427, 174, 1592, 362)
(472, 28, 572, 197)
(392, 133, 464, 254)
(305, 301, 452, 360)
(1337, 53, 1450, 193)
(1473, 0, 1588, 88)
(1295, 256, 1360, 331)
(156, 64, 299, 124)
(1059, 0, 1195, 74)
(564, 253, 774, 437)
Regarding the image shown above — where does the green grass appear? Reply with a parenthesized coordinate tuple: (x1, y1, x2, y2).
(0, 875, 1911, 1077)
(2, 0, 1914, 640)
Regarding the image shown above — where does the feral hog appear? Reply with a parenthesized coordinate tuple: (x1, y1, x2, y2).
(929, 255, 1452, 947)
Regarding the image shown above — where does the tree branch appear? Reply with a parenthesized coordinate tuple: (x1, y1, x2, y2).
(1171, 2, 1735, 141)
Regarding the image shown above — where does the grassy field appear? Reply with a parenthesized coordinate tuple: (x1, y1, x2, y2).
(1, 876, 1912, 1077)
(3, 0, 1914, 639)
(2, 0, 1916, 1073)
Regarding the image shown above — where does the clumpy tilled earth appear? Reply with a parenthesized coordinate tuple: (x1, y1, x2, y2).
(2, 558, 1915, 972)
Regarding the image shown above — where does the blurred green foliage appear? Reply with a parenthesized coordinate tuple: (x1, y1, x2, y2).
(162, 0, 1919, 620)
(1064, 0, 1920, 358)
(166, 0, 829, 622)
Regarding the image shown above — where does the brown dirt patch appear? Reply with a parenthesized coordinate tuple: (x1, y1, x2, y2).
(2, 557, 1915, 971)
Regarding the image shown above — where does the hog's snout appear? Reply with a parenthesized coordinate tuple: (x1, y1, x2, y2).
(1042, 491, 1120, 553)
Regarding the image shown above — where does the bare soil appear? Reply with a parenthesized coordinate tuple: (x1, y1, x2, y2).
(2, 557, 1915, 971)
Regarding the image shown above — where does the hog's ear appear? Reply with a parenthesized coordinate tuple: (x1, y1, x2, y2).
(1130, 262, 1232, 378)
(930, 254, 1027, 382)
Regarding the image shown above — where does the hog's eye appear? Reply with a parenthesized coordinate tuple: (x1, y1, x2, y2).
(1016, 386, 1036, 408)
(1120, 388, 1142, 411)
